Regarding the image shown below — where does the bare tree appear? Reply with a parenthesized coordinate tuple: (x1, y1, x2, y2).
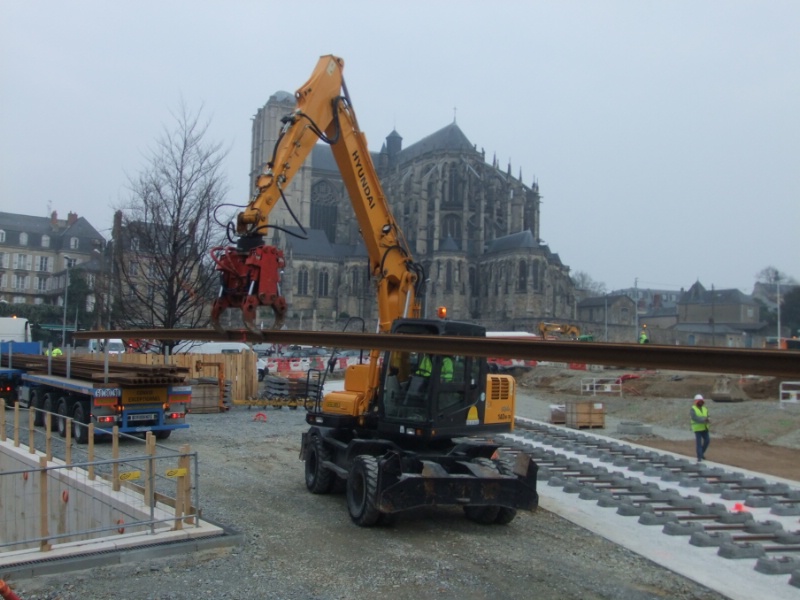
(112, 103, 228, 339)
(571, 270, 607, 296)
(755, 266, 797, 285)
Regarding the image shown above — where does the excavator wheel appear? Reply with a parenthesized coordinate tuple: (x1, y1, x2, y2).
(492, 457, 519, 525)
(305, 435, 335, 494)
(462, 457, 514, 525)
(347, 455, 382, 527)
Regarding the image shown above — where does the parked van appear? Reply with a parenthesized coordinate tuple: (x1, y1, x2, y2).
(102, 338, 127, 354)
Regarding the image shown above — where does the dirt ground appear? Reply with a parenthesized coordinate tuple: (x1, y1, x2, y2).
(516, 366, 800, 482)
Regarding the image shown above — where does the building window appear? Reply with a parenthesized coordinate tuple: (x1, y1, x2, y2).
(0, 230, 5, 243)
(14, 274, 27, 290)
(37, 276, 47, 291)
(19, 232, 28, 246)
(350, 268, 361, 296)
(0, 252, 6, 269)
(517, 260, 527, 292)
(297, 268, 309, 296)
(14, 254, 29, 270)
(41, 234, 50, 248)
(38, 256, 49, 272)
(131, 238, 140, 251)
(87, 274, 95, 288)
(130, 261, 139, 276)
(317, 270, 329, 297)
(70, 237, 79, 249)
(445, 262, 453, 292)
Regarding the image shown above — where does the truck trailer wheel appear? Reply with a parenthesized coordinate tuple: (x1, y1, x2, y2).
(72, 401, 90, 444)
(56, 397, 69, 437)
(42, 392, 56, 427)
(30, 390, 45, 426)
(305, 435, 335, 494)
(155, 430, 172, 440)
(347, 455, 381, 527)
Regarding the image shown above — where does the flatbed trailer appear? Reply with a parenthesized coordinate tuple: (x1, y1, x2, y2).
(1, 349, 190, 443)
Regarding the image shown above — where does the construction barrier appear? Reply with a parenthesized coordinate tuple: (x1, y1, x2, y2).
(778, 381, 800, 409)
(580, 378, 623, 396)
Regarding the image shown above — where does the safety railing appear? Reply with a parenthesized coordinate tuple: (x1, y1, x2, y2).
(580, 378, 623, 396)
(0, 404, 199, 554)
(778, 381, 800, 409)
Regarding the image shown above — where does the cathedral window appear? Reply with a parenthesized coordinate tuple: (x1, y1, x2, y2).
(297, 268, 309, 296)
(445, 262, 453, 292)
(317, 270, 329, 297)
(517, 260, 527, 292)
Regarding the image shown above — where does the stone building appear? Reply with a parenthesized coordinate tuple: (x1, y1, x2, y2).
(0, 210, 105, 309)
(249, 93, 575, 331)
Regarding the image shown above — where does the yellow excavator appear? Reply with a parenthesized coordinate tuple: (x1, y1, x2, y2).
(210, 55, 537, 526)
(538, 322, 581, 340)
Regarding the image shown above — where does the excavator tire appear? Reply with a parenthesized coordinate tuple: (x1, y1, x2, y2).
(347, 455, 381, 527)
(492, 458, 519, 525)
(305, 435, 335, 494)
(462, 457, 506, 525)
(463, 505, 501, 524)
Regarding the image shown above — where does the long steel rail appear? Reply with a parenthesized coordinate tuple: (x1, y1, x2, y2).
(72, 329, 800, 378)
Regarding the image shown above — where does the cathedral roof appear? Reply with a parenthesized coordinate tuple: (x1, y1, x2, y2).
(396, 122, 478, 164)
(283, 227, 333, 256)
(486, 230, 537, 253)
(439, 235, 461, 252)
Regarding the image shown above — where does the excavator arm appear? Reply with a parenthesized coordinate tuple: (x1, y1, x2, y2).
(211, 55, 422, 338)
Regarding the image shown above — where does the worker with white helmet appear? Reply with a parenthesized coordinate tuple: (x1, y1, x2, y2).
(690, 394, 711, 462)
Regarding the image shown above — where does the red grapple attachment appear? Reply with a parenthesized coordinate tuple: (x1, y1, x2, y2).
(210, 243, 287, 335)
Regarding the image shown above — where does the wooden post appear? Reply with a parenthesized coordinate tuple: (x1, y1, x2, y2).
(88, 423, 96, 480)
(112, 425, 120, 491)
(145, 432, 155, 508)
(65, 417, 72, 468)
(28, 407, 35, 454)
(172, 444, 191, 530)
(39, 456, 51, 551)
(45, 412, 52, 461)
(13, 403, 20, 447)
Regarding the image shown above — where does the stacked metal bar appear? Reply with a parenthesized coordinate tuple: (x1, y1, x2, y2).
(0, 354, 189, 386)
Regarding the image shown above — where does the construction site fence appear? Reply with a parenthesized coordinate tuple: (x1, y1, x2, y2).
(0, 404, 199, 555)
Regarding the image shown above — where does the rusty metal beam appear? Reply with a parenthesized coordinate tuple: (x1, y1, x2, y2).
(71, 328, 800, 378)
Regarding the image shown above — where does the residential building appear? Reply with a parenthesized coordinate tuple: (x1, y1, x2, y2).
(0, 210, 105, 310)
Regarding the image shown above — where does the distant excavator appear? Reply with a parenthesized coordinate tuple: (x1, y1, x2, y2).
(537, 322, 581, 340)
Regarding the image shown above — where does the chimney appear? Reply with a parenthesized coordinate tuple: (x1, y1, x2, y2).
(51, 211, 58, 226)
(67, 211, 78, 226)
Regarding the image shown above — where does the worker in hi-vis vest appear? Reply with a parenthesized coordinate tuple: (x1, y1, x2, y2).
(690, 394, 710, 462)
(416, 355, 454, 382)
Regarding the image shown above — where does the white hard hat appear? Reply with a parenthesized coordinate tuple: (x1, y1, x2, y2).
(694, 394, 704, 401)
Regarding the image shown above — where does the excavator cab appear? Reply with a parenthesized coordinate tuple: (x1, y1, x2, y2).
(373, 319, 516, 442)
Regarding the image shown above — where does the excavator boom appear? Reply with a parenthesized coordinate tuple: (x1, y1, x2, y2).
(211, 55, 421, 334)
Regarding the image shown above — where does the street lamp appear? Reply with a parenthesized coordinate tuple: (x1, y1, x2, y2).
(776, 273, 782, 346)
(61, 255, 71, 347)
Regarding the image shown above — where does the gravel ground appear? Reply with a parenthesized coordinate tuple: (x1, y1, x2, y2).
(12, 391, 726, 600)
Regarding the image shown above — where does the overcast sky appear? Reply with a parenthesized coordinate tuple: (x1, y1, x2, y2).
(1, 1, 797, 293)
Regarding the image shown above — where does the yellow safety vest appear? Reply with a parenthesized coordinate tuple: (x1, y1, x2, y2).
(691, 405, 709, 432)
